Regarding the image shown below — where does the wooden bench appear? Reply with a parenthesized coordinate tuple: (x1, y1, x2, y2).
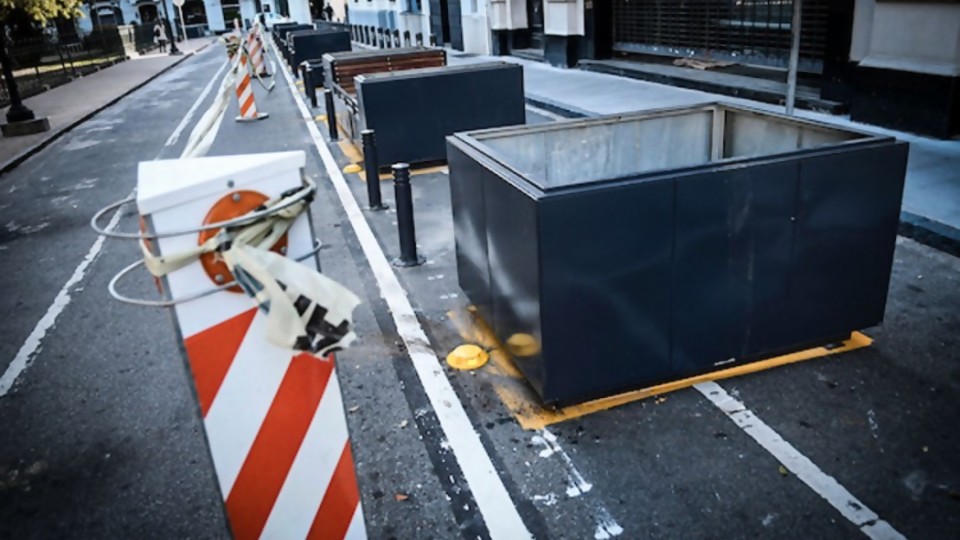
(324, 48, 446, 97)
(323, 48, 447, 141)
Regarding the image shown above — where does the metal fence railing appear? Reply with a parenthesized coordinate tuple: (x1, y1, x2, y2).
(0, 26, 129, 108)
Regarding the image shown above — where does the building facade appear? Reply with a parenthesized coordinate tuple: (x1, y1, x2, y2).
(78, 0, 314, 35)
(485, 0, 960, 138)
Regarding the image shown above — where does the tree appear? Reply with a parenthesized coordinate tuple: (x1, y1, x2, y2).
(0, 0, 83, 24)
(1, 0, 83, 125)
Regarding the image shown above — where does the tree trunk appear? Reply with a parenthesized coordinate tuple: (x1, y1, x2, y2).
(0, 22, 37, 123)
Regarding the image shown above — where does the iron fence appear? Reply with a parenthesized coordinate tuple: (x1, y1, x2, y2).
(0, 26, 128, 108)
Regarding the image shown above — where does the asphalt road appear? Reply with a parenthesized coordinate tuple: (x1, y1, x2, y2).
(1, 42, 958, 540)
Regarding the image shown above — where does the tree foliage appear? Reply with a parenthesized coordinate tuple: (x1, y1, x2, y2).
(0, 0, 84, 24)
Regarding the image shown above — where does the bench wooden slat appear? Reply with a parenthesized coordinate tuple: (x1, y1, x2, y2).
(327, 49, 446, 95)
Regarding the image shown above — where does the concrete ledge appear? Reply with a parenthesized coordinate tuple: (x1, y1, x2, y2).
(1, 117, 51, 137)
(524, 93, 592, 119)
(579, 59, 847, 114)
(899, 212, 960, 258)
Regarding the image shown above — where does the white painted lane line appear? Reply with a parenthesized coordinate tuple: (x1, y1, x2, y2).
(1, 55, 226, 397)
(532, 429, 593, 497)
(694, 381, 906, 540)
(273, 40, 533, 540)
(0, 204, 124, 396)
(532, 429, 623, 539)
(165, 58, 229, 147)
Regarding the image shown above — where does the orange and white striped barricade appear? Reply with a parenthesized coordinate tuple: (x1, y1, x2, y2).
(133, 151, 367, 539)
(248, 22, 271, 78)
(235, 46, 269, 122)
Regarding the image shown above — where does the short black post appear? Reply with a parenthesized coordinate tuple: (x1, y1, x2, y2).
(391, 163, 424, 267)
(324, 89, 338, 141)
(362, 129, 387, 211)
(308, 68, 318, 108)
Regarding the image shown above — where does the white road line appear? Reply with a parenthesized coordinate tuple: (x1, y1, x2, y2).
(532, 430, 593, 497)
(274, 41, 533, 540)
(0, 206, 123, 396)
(532, 429, 623, 539)
(164, 58, 229, 147)
(1, 55, 226, 397)
(695, 382, 906, 540)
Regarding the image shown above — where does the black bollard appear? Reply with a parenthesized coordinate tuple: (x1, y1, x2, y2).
(362, 130, 388, 210)
(391, 163, 424, 267)
(307, 66, 318, 108)
(324, 89, 338, 141)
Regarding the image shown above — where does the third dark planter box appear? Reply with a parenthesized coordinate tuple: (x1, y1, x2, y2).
(447, 103, 909, 406)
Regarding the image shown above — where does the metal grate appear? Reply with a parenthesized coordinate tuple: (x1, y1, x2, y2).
(612, 0, 829, 73)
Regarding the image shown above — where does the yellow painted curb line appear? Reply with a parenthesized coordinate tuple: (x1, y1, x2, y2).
(447, 307, 872, 430)
(315, 114, 326, 122)
(343, 163, 362, 174)
(335, 140, 447, 182)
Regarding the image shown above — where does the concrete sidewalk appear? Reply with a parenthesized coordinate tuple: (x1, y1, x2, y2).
(0, 38, 215, 175)
(449, 52, 960, 254)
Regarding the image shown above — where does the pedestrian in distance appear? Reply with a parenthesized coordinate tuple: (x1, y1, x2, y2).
(324, 4, 334, 22)
(154, 22, 168, 53)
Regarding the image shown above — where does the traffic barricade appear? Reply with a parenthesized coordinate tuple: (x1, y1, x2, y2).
(447, 102, 909, 406)
(92, 151, 366, 538)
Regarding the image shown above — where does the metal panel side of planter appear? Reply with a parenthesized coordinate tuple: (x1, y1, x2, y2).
(279, 24, 314, 43)
(448, 140, 493, 319)
(357, 63, 525, 166)
(537, 177, 675, 405)
(291, 31, 351, 73)
(670, 160, 801, 375)
(789, 141, 909, 339)
(483, 155, 546, 398)
(448, 136, 547, 396)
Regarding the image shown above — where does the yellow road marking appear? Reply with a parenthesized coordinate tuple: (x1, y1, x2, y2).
(335, 140, 447, 181)
(447, 307, 872, 430)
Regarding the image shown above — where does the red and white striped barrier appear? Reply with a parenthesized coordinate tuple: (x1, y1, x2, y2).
(136, 151, 366, 540)
(249, 23, 270, 77)
(235, 48, 268, 122)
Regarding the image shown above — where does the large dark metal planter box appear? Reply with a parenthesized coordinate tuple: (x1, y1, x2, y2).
(275, 23, 313, 45)
(290, 30, 351, 78)
(355, 62, 525, 166)
(447, 103, 909, 406)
